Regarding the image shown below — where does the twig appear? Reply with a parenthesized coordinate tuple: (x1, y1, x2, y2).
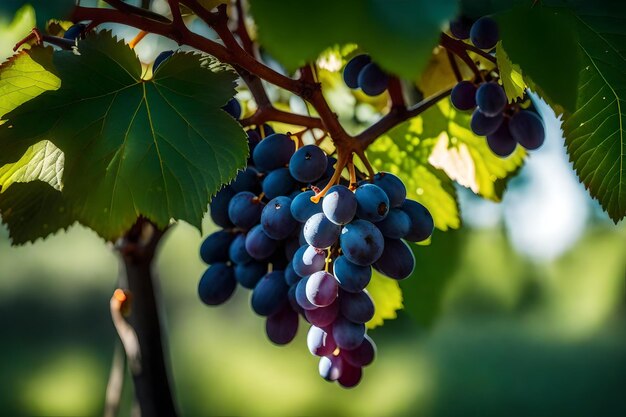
(387, 77, 406, 109)
(104, 342, 127, 417)
(234, 0, 255, 55)
(102, 0, 171, 23)
(446, 49, 463, 82)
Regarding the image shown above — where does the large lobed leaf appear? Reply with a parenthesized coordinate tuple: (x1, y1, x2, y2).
(249, 0, 458, 80)
(0, 31, 247, 242)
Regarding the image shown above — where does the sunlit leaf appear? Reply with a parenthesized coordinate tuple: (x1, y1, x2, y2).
(417, 46, 473, 97)
(0, 5, 36, 63)
(495, 42, 526, 103)
(0, 140, 63, 192)
(366, 272, 403, 329)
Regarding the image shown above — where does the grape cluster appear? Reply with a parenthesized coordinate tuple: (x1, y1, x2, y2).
(448, 16, 546, 157)
(342, 54, 390, 96)
(198, 107, 433, 387)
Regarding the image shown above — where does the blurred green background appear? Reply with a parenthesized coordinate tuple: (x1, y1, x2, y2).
(1, 4, 626, 417)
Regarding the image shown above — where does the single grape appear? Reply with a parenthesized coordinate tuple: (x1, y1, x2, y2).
(200, 230, 235, 264)
(357, 63, 389, 96)
(306, 271, 339, 307)
(261, 196, 298, 240)
(295, 276, 318, 310)
(305, 300, 339, 327)
(244, 225, 278, 260)
(266, 305, 299, 345)
(486, 118, 517, 157)
(252, 133, 295, 172)
(373, 238, 415, 280)
(198, 263, 237, 305)
(63, 23, 86, 41)
(372, 172, 406, 207)
(262, 167, 297, 200)
(340, 290, 375, 323)
(289, 145, 328, 183)
(322, 185, 357, 225)
(307, 326, 337, 356)
(303, 213, 341, 249)
(285, 262, 301, 286)
(343, 54, 372, 89)
(291, 190, 323, 223)
(247, 130, 261, 154)
(251, 270, 289, 316)
(342, 335, 376, 367)
(471, 108, 503, 136)
(449, 15, 474, 40)
(231, 167, 261, 193)
(470, 16, 499, 50)
(509, 110, 545, 150)
(319, 355, 343, 381)
(355, 184, 389, 222)
(234, 261, 267, 289)
(332, 316, 366, 350)
(153, 50, 174, 72)
(375, 208, 411, 239)
(287, 284, 303, 314)
(293, 245, 327, 277)
(209, 186, 235, 228)
(340, 219, 384, 266)
(475, 81, 507, 117)
(228, 233, 252, 265)
(222, 97, 241, 119)
(401, 199, 434, 242)
(451, 81, 477, 111)
(228, 191, 264, 230)
(337, 363, 362, 388)
(333, 256, 372, 293)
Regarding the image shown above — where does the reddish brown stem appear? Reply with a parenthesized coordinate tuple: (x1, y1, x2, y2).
(388, 77, 406, 110)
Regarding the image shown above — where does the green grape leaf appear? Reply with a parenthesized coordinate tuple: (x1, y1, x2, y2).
(366, 271, 403, 329)
(0, 46, 60, 120)
(0, 140, 63, 191)
(367, 115, 461, 231)
(0, 31, 247, 241)
(562, 5, 626, 223)
(0, 181, 74, 245)
(417, 46, 474, 98)
(249, 0, 458, 79)
(496, 4, 581, 113)
(427, 100, 526, 202)
(495, 42, 526, 102)
(0, 5, 36, 62)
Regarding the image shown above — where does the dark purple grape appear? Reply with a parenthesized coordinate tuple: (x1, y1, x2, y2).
(332, 316, 365, 350)
(228, 233, 252, 265)
(262, 167, 297, 200)
(373, 239, 415, 280)
(305, 300, 339, 327)
(357, 63, 389, 96)
(340, 290, 375, 323)
(319, 355, 343, 381)
(303, 213, 341, 249)
(355, 184, 389, 222)
(342, 335, 376, 367)
(449, 16, 474, 40)
(289, 145, 328, 183)
(509, 110, 545, 150)
(266, 304, 299, 345)
(231, 167, 260, 193)
(451, 81, 477, 111)
(198, 263, 237, 305)
(247, 130, 261, 153)
(375, 208, 411, 239)
(291, 190, 323, 223)
(343, 54, 371, 89)
(63, 23, 86, 41)
(209, 186, 235, 228)
(340, 219, 384, 266)
(486, 118, 517, 157)
(228, 191, 264, 230)
(285, 262, 301, 286)
(267, 248, 289, 270)
(261, 196, 297, 240)
(153, 50, 174, 72)
(337, 363, 362, 388)
(200, 230, 235, 264)
(475, 81, 506, 117)
(252, 133, 295, 172)
(401, 200, 434, 242)
(333, 255, 372, 293)
(307, 326, 337, 356)
(251, 271, 288, 316)
(293, 245, 327, 277)
(222, 97, 242, 119)
(245, 225, 278, 260)
(306, 271, 339, 307)
(323, 185, 357, 225)
(234, 261, 267, 289)
(470, 16, 499, 50)
(471, 108, 503, 136)
(295, 276, 318, 310)
(372, 172, 406, 207)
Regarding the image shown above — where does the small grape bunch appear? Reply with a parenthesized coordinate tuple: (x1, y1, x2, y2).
(197, 101, 434, 387)
(448, 16, 546, 157)
(342, 54, 390, 96)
